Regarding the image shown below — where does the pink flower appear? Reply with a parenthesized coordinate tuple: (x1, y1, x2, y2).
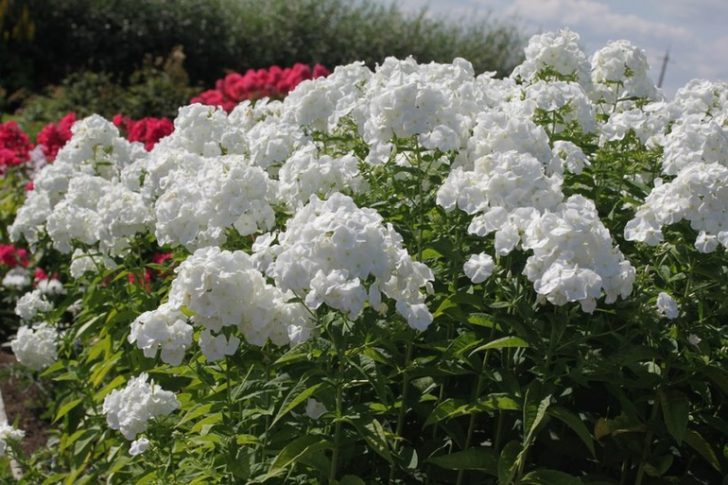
(37, 113, 76, 161)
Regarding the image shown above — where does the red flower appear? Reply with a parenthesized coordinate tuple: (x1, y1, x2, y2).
(114, 115, 174, 151)
(33, 267, 48, 283)
(37, 113, 76, 161)
(0, 121, 32, 168)
(0, 244, 30, 268)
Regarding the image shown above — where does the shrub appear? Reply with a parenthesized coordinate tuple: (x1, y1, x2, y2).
(1, 0, 523, 97)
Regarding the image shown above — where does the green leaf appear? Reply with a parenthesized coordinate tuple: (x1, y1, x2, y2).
(176, 403, 213, 428)
(471, 336, 529, 354)
(236, 434, 261, 446)
(271, 381, 323, 428)
(54, 398, 84, 423)
(426, 447, 497, 473)
(658, 390, 689, 445)
(498, 440, 521, 485)
(268, 435, 331, 475)
(521, 469, 583, 484)
(548, 406, 595, 457)
(424, 398, 468, 426)
(190, 412, 223, 434)
(684, 429, 721, 472)
(351, 417, 392, 463)
(524, 394, 551, 446)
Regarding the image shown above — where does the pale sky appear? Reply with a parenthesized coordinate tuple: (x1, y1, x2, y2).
(388, 0, 728, 97)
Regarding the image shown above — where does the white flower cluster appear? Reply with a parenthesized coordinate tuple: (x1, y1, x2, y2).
(261, 193, 434, 329)
(2, 267, 30, 290)
(135, 247, 313, 362)
(14, 289, 53, 321)
(277, 144, 365, 209)
(10, 322, 58, 371)
(10, 116, 150, 256)
(591, 40, 661, 103)
(625, 163, 728, 251)
(0, 422, 24, 457)
(153, 154, 276, 250)
(102, 373, 179, 441)
(521, 195, 635, 313)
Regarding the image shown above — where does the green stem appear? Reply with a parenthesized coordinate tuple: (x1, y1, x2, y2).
(389, 339, 414, 482)
(455, 347, 491, 485)
(635, 397, 660, 485)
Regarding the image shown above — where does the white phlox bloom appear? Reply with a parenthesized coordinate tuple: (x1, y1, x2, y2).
(438, 150, 563, 254)
(153, 155, 276, 250)
(102, 373, 179, 440)
(625, 163, 728, 251)
(160, 104, 239, 157)
(552, 140, 589, 175)
(660, 115, 728, 176)
(0, 422, 25, 457)
(10, 322, 58, 371)
(128, 303, 193, 366)
(129, 437, 150, 456)
(305, 399, 328, 420)
(69, 249, 117, 279)
(522, 80, 596, 134)
(36, 278, 65, 296)
(277, 143, 365, 208)
(15, 289, 53, 321)
(264, 193, 434, 330)
(591, 40, 660, 105)
(2, 267, 30, 290)
(656, 292, 679, 320)
(522, 195, 635, 313)
(667, 79, 728, 124)
(463, 253, 495, 284)
(282, 62, 372, 132)
(511, 29, 593, 92)
(165, 247, 313, 358)
(10, 116, 147, 247)
(198, 329, 241, 362)
(598, 104, 670, 147)
(464, 109, 556, 174)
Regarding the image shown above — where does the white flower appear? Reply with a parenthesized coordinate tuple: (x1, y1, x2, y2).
(265, 193, 433, 330)
(2, 267, 30, 290)
(463, 253, 495, 284)
(0, 422, 25, 457)
(36, 278, 65, 296)
(15, 289, 53, 321)
(10, 323, 58, 371)
(129, 437, 150, 456)
(656, 292, 679, 320)
(305, 399, 327, 420)
(198, 329, 241, 362)
(129, 304, 193, 366)
(102, 373, 179, 440)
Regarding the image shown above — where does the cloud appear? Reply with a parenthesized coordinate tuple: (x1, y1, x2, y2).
(502, 0, 692, 43)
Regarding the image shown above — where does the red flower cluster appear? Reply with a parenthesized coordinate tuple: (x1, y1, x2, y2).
(0, 121, 33, 170)
(192, 63, 331, 112)
(113, 115, 174, 151)
(36, 113, 77, 161)
(0, 244, 29, 268)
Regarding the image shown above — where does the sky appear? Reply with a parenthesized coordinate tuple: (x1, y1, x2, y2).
(388, 0, 728, 97)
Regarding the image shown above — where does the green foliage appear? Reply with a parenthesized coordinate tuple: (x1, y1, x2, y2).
(15, 49, 196, 125)
(1, 0, 523, 97)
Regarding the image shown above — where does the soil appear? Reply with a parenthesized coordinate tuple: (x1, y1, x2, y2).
(0, 351, 48, 456)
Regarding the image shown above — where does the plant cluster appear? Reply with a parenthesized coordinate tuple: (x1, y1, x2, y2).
(1, 29, 727, 484)
(192, 64, 331, 112)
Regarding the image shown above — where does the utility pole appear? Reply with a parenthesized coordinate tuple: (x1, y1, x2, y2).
(657, 48, 670, 88)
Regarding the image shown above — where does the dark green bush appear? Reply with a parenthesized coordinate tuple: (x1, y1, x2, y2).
(16, 49, 196, 125)
(1, 0, 523, 97)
